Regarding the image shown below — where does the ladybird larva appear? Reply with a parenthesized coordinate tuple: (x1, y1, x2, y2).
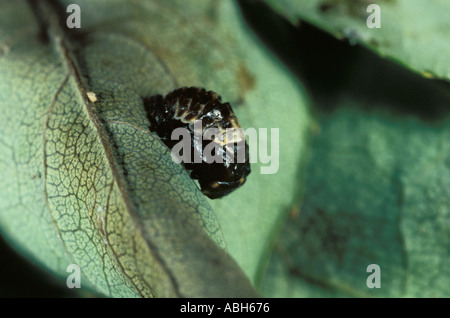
(144, 87, 251, 199)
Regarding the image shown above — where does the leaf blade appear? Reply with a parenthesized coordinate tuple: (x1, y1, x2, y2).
(263, 0, 450, 82)
(0, 0, 263, 297)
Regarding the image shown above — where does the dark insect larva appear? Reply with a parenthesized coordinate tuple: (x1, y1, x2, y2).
(144, 87, 251, 199)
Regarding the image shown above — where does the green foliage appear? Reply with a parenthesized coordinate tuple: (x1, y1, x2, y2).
(0, 0, 448, 298)
(257, 0, 450, 298)
(261, 67, 450, 297)
(0, 0, 308, 296)
(264, 0, 450, 81)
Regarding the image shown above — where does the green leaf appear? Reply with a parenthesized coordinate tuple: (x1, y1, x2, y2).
(206, 7, 311, 286)
(0, 0, 310, 297)
(260, 44, 450, 297)
(263, 0, 450, 81)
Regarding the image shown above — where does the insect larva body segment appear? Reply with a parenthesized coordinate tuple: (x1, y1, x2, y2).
(144, 87, 250, 199)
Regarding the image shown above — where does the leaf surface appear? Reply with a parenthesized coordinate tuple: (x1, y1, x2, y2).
(264, 0, 450, 81)
(260, 45, 450, 297)
(0, 0, 310, 296)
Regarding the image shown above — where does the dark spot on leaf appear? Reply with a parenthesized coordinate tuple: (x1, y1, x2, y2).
(369, 39, 379, 48)
(318, 0, 367, 19)
(319, 3, 334, 13)
(237, 63, 255, 102)
(289, 206, 300, 220)
(295, 208, 349, 266)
